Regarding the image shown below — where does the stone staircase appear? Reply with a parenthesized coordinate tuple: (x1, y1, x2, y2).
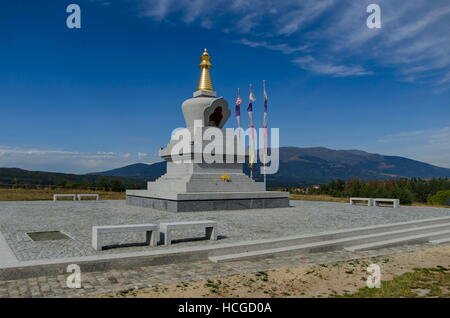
(208, 216, 450, 263)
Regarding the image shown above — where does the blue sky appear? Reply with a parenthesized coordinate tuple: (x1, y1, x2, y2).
(0, 0, 449, 173)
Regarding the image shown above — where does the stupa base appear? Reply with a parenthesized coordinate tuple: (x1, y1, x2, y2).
(126, 190, 290, 212)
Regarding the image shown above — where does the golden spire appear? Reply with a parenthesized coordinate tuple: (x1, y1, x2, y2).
(197, 48, 213, 91)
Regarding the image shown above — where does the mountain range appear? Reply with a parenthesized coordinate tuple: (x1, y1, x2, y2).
(92, 147, 450, 187)
(1, 147, 449, 189)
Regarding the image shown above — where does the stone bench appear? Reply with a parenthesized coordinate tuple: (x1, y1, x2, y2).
(159, 221, 218, 246)
(350, 197, 374, 206)
(77, 194, 99, 201)
(92, 224, 159, 251)
(373, 198, 400, 208)
(53, 194, 77, 201)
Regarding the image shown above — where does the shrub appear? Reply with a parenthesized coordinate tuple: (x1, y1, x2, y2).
(427, 190, 450, 206)
(110, 179, 125, 192)
(391, 186, 415, 205)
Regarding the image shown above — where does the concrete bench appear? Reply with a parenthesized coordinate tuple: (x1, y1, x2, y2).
(92, 224, 159, 251)
(373, 198, 400, 208)
(77, 194, 99, 201)
(53, 194, 77, 201)
(350, 197, 374, 206)
(159, 221, 218, 246)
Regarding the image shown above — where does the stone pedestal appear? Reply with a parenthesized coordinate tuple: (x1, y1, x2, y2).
(126, 158, 289, 212)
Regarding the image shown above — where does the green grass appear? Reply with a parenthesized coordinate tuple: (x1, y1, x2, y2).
(335, 266, 450, 298)
(255, 271, 269, 282)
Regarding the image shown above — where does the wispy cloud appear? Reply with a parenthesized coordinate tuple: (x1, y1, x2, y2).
(0, 146, 159, 174)
(89, 0, 111, 7)
(293, 56, 372, 77)
(377, 126, 450, 144)
(376, 126, 450, 168)
(135, 0, 450, 85)
(276, 0, 336, 36)
(237, 39, 308, 55)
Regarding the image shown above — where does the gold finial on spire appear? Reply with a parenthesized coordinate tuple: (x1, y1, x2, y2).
(197, 48, 213, 91)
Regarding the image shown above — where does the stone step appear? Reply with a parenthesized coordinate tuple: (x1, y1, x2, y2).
(345, 229, 450, 251)
(429, 237, 450, 245)
(208, 216, 450, 258)
(209, 241, 340, 263)
(209, 223, 450, 263)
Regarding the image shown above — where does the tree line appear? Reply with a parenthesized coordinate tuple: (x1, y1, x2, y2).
(303, 178, 450, 205)
(56, 177, 130, 192)
(0, 168, 146, 192)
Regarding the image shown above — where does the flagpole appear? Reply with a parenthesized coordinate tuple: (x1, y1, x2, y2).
(263, 168, 266, 188)
(264, 163, 266, 189)
(249, 85, 253, 180)
(263, 80, 267, 190)
(248, 83, 255, 180)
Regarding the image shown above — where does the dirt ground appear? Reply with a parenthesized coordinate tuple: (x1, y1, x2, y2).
(103, 245, 450, 298)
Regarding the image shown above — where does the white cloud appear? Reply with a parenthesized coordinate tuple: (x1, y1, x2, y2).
(138, 152, 150, 158)
(136, 0, 450, 85)
(317, 0, 450, 85)
(237, 39, 308, 55)
(141, 0, 173, 20)
(438, 71, 450, 84)
(0, 146, 160, 174)
(293, 56, 371, 77)
(89, 0, 111, 7)
(276, 0, 336, 36)
(376, 126, 450, 168)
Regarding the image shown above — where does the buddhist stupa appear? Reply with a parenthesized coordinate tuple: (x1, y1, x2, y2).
(126, 49, 289, 212)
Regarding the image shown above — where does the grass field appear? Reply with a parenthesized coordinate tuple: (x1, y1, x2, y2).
(290, 194, 449, 208)
(0, 188, 125, 201)
(290, 194, 349, 203)
(337, 266, 450, 298)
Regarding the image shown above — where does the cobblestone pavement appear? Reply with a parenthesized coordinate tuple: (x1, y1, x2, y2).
(1, 200, 449, 262)
(0, 243, 444, 298)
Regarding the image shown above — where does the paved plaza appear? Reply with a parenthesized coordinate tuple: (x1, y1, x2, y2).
(1, 200, 450, 262)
